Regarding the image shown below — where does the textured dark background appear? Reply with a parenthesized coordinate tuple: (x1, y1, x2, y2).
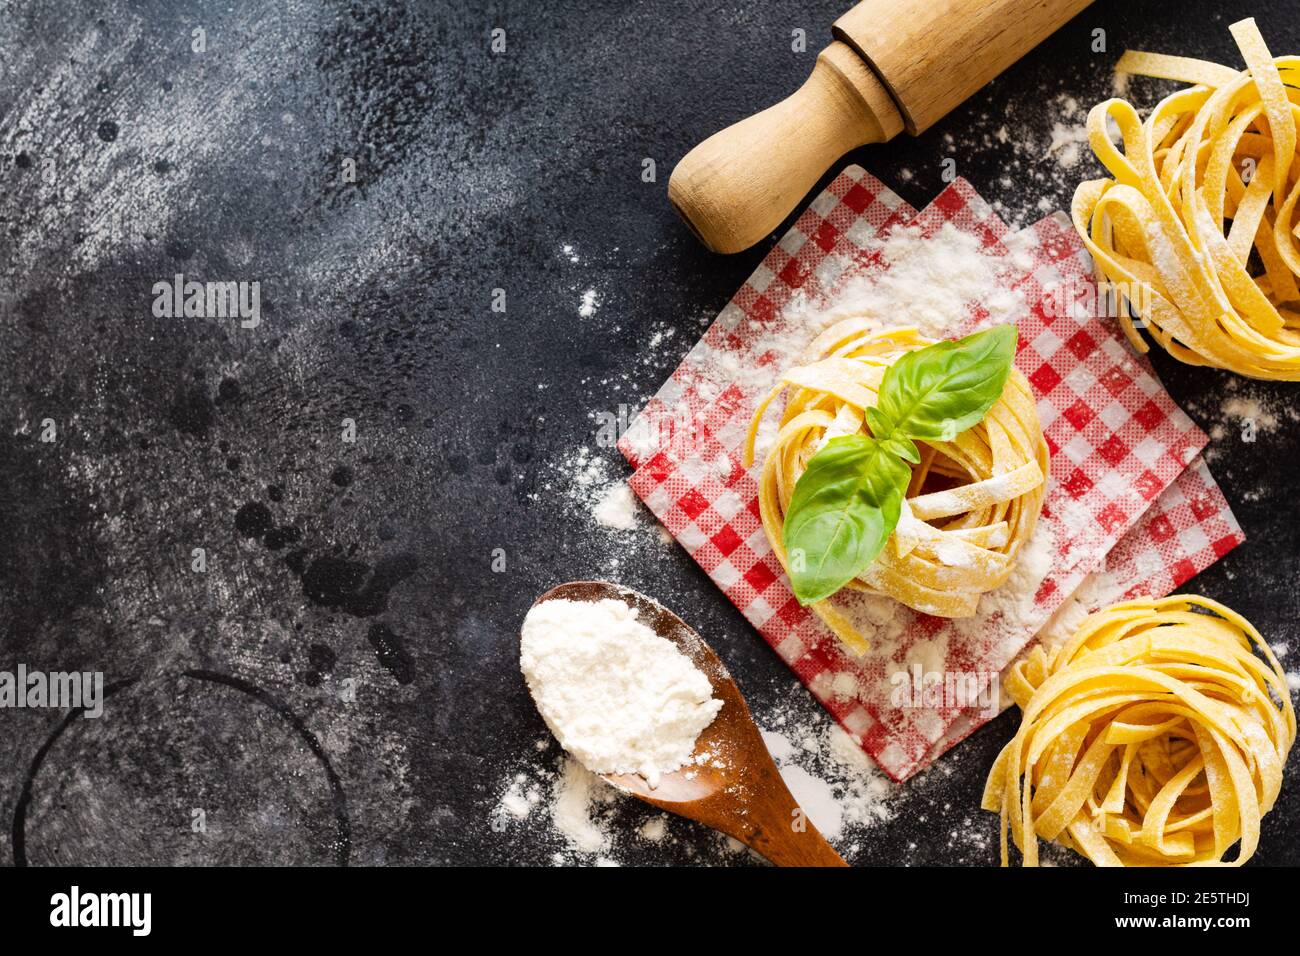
(1, 0, 1297, 867)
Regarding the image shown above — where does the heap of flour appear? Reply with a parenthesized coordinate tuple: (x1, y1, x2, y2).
(849, 222, 1027, 336)
(521, 597, 723, 787)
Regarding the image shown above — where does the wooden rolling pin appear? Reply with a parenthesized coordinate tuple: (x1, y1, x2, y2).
(668, 0, 1094, 253)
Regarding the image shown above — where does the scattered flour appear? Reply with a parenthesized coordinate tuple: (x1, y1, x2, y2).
(839, 591, 910, 652)
(1042, 95, 1089, 169)
(762, 722, 896, 841)
(930, 88, 1132, 228)
(578, 288, 600, 318)
(1220, 396, 1280, 433)
(760, 729, 796, 762)
(823, 222, 1026, 339)
(491, 755, 621, 861)
(949, 517, 1057, 665)
(592, 481, 639, 530)
(491, 694, 1003, 866)
(779, 764, 844, 839)
(552, 758, 613, 854)
(991, 516, 1056, 614)
(1187, 378, 1297, 457)
(520, 597, 723, 787)
(549, 445, 649, 535)
(827, 671, 860, 701)
(638, 815, 668, 842)
(1044, 123, 1087, 168)
(497, 774, 540, 821)
(561, 445, 611, 500)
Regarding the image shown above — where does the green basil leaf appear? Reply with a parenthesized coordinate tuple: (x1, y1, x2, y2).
(781, 435, 911, 605)
(865, 409, 920, 462)
(864, 406, 893, 440)
(884, 436, 921, 465)
(874, 325, 1018, 443)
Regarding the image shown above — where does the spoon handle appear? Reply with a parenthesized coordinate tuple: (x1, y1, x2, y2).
(728, 774, 849, 867)
(751, 823, 850, 868)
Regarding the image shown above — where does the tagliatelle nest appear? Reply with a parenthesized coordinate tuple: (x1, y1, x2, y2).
(744, 321, 1049, 654)
(983, 595, 1296, 866)
(1072, 18, 1300, 379)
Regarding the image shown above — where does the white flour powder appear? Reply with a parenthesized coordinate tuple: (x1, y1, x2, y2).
(592, 481, 639, 530)
(544, 446, 648, 533)
(762, 724, 895, 840)
(521, 598, 723, 787)
(493, 702, 919, 865)
(551, 757, 613, 854)
(870, 222, 1025, 336)
(1183, 378, 1298, 462)
(774, 220, 1028, 378)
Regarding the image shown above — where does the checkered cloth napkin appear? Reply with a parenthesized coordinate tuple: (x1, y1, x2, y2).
(620, 168, 1242, 781)
(928, 455, 1243, 763)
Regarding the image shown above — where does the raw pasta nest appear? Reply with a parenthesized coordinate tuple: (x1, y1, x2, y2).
(983, 595, 1296, 867)
(743, 321, 1048, 654)
(1072, 18, 1300, 379)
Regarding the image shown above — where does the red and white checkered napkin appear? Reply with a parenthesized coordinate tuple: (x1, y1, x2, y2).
(928, 456, 1244, 762)
(624, 169, 917, 448)
(620, 168, 1242, 781)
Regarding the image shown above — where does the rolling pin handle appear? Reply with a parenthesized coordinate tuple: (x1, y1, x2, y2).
(668, 42, 904, 255)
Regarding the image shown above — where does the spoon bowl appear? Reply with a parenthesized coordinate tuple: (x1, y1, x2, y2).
(530, 581, 847, 867)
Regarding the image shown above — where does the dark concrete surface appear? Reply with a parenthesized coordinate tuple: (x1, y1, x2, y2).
(1, 0, 1297, 866)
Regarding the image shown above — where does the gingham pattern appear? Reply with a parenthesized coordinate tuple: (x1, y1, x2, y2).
(621, 169, 1241, 781)
(1093, 456, 1244, 600)
(926, 456, 1245, 764)
(623, 167, 915, 469)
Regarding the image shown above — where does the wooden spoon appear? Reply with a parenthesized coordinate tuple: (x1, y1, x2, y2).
(529, 581, 847, 867)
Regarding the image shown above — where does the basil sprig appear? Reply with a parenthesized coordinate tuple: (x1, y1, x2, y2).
(783, 325, 1018, 605)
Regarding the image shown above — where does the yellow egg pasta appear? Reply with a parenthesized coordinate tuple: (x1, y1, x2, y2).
(1072, 18, 1300, 379)
(983, 595, 1296, 866)
(743, 321, 1048, 654)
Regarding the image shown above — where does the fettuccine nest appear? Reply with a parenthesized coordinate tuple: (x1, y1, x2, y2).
(1073, 18, 1300, 379)
(744, 321, 1048, 653)
(984, 595, 1296, 866)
